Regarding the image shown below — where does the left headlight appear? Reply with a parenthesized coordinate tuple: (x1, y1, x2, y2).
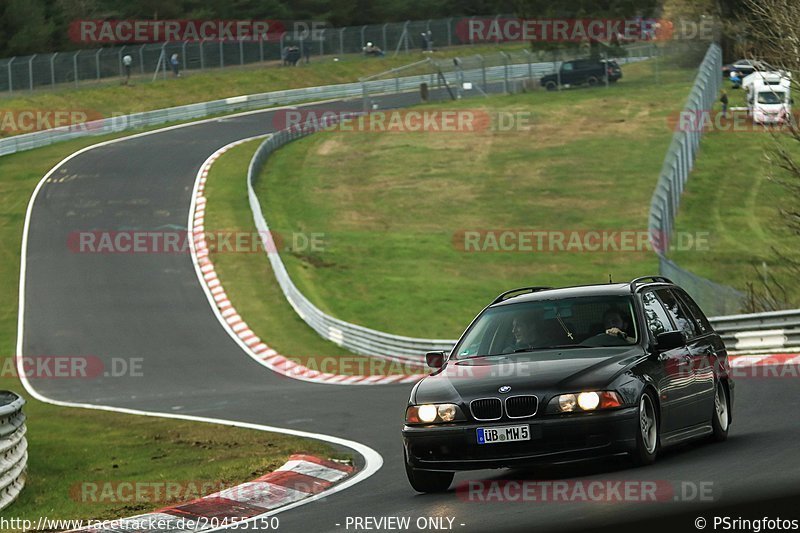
(547, 391, 623, 414)
(405, 403, 465, 424)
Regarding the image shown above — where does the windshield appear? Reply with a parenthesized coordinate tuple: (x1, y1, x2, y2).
(454, 295, 639, 359)
(758, 91, 786, 105)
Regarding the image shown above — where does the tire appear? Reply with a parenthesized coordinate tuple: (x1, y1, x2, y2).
(587, 76, 599, 87)
(710, 380, 730, 442)
(545, 81, 558, 91)
(404, 450, 454, 493)
(630, 390, 659, 466)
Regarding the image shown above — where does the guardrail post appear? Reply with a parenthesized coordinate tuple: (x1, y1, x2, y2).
(339, 28, 345, 55)
(8, 57, 15, 94)
(28, 55, 35, 91)
(219, 40, 224, 68)
(239, 39, 244, 65)
(73, 51, 79, 87)
(404, 21, 410, 54)
(200, 40, 206, 69)
(361, 25, 367, 47)
(95, 48, 102, 80)
(138, 45, 145, 74)
(523, 48, 533, 81)
(259, 35, 265, 62)
(447, 18, 453, 47)
(382, 24, 388, 51)
(182, 41, 188, 71)
(319, 29, 325, 56)
(50, 52, 57, 86)
(501, 51, 509, 93)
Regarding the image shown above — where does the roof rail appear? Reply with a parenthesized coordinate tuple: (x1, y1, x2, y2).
(629, 276, 674, 291)
(491, 286, 553, 305)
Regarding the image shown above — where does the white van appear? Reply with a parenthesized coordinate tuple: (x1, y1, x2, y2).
(742, 71, 792, 124)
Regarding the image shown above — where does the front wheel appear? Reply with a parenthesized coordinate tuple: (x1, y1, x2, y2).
(710, 380, 729, 442)
(405, 451, 454, 493)
(587, 76, 599, 87)
(545, 80, 558, 91)
(630, 390, 659, 466)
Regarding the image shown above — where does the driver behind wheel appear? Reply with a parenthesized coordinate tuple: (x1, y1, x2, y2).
(506, 312, 540, 353)
(603, 308, 635, 343)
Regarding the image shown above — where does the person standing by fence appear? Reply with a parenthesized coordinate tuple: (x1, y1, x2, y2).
(170, 53, 180, 77)
(122, 54, 133, 85)
(720, 90, 729, 119)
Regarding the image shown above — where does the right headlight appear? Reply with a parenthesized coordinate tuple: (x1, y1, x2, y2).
(547, 391, 623, 414)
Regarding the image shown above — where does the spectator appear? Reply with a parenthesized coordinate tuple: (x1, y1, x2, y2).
(363, 42, 384, 57)
(730, 70, 741, 89)
(720, 90, 729, 119)
(287, 46, 301, 66)
(122, 54, 133, 85)
(170, 53, 180, 77)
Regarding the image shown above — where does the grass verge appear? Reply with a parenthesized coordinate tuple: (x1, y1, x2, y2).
(251, 60, 696, 338)
(668, 94, 800, 305)
(0, 44, 530, 137)
(0, 128, 344, 526)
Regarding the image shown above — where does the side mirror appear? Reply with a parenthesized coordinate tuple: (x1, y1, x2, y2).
(655, 331, 684, 352)
(425, 351, 446, 369)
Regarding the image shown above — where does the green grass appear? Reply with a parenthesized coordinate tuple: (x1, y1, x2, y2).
(0, 129, 345, 527)
(668, 93, 800, 305)
(245, 60, 697, 339)
(0, 44, 530, 137)
(202, 140, 352, 360)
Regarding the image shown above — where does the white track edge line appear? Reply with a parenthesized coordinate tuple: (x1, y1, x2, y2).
(14, 106, 383, 528)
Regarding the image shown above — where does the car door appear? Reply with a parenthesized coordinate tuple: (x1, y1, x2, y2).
(673, 289, 719, 416)
(656, 289, 712, 427)
(560, 61, 577, 84)
(641, 290, 694, 435)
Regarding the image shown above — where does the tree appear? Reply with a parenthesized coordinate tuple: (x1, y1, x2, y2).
(1, 0, 54, 56)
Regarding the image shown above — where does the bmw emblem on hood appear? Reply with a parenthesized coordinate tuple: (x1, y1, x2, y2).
(498, 385, 511, 394)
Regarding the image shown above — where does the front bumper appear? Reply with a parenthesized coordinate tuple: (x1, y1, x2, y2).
(403, 406, 637, 471)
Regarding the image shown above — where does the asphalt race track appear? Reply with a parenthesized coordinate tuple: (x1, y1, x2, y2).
(19, 93, 800, 532)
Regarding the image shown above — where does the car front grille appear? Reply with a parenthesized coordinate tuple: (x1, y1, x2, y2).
(470, 398, 502, 421)
(505, 395, 539, 419)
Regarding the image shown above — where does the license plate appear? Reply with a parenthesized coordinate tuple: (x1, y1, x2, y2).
(477, 425, 530, 445)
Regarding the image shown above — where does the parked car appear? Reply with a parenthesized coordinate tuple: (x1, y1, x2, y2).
(402, 277, 733, 493)
(722, 59, 770, 78)
(540, 59, 622, 91)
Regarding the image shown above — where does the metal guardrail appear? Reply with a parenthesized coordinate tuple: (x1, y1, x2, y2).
(246, 49, 656, 358)
(709, 309, 800, 353)
(0, 391, 27, 511)
(646, 43, 748, 316)
(3, 47, 642, 158)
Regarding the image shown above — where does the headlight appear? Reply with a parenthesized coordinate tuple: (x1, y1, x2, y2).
(558, 394, 577, 412)
(548, 391, 622, 413)
(405, 403, 464, 424)
(578, 392, 600, 410)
